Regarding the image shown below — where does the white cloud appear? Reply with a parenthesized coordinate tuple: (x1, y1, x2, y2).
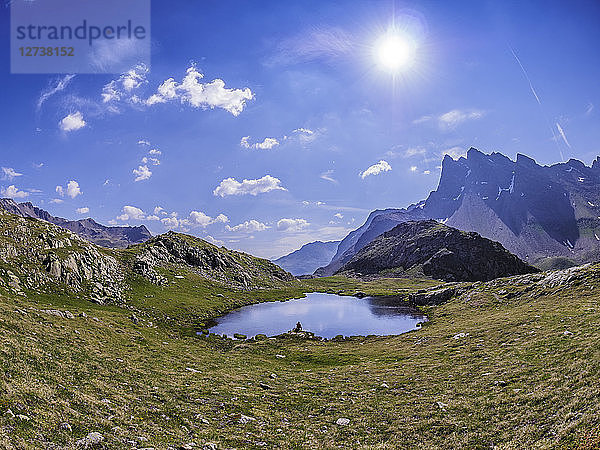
(59, 111, 86, 132)
(240, 136, 280, 150)
(102, 63, 149, 103)
(56, 180, 82, 199)
(334, 213, 343, 219)
(141, 157, 161, 166)
(149, 149, 161, 155)
(153, 206, 165, 215)
(76, 207, 89, 214)
(442, 147, 467, 160)
(226, 219, 269, 232)
(204, 235, 225, 246)
(213, 175, 286, 197)
(145, 65, 254, 116)
(138, 139, 150, 146)
(117, 205, 146, 221)
(161, 217, 179, 229)
(50, 198, 63, 204)
(37, 74, 75, 111)
(271, 26, 354, 65)
(438, 109, 484, 130)
(320, 169, 337, 183)
(423, 170, 431, 175)
(359, 160, 392, 179)
(2, 167, 23, 181)
(1, 185, 29, 199)
(412, 115, 432, 124)
(403, 147, 427, 158)
(277, 218, 310, 232)
(146, 215, 160, 221)
(410, 166, 418, 172)
(133, 165, 152, 181)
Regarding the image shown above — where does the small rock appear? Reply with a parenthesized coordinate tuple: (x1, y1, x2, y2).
(130, 314, 139, 324)
(5, 409, 15, 418)
(336, 417, 350, 426)
(239, 414, 256, 424)
(61, 422, 72, 432)
(436, 401, 448, 409)
(275, 354, 286, 359)
(259, 382, 272, 390)
(16, 414, 30, 421)
(563, 330, 573, 336)
(269, 373, 278, 379)
(76, 431, 103, 447)
(452, 332, 469, 339)
(381, 383, 389, 388)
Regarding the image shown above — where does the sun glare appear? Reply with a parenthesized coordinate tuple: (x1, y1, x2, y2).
(375, 33, 416, 73)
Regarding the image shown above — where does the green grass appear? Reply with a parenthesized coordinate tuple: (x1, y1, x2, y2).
(1, 266, 600, 448)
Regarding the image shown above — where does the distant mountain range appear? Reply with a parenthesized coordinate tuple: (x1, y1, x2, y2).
(0, 198, 151, 248)
(273, 240, 339, 275)
(337, 220, 538, 281)
(315, 148, 600, 275)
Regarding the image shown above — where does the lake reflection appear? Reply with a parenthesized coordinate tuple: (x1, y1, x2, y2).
(206, 292, 426, 339)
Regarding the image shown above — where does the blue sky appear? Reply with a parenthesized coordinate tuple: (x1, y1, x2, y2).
(1, 0, 600, 258)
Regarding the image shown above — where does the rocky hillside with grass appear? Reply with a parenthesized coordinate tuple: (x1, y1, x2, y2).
(0, 209, 294, 310)
(0, 198, 151, 248)
(337, 220, 538, 281)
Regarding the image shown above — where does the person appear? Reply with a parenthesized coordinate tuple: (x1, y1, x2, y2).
(293, 321, 302, 332)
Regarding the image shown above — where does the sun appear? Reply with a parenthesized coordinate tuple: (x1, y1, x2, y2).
(375, 33, 416, 73)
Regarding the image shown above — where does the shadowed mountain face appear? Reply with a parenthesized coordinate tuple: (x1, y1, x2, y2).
(0, 198, 151, 248)
(273, 241, 339, 276)
(337, 220, 539, 282)
(317, 149, 600, 275)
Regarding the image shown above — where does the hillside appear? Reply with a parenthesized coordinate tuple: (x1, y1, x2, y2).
(317, 149, 600, 275)
(274, 240, 340, 275)
(338, 220, 538, 281)
(0, 198, 151, 248)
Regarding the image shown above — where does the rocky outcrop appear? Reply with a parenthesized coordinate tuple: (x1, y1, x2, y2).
(337, 220, 539, 282)
(132, 232, 294, 288)
(0, 210, 124, 302)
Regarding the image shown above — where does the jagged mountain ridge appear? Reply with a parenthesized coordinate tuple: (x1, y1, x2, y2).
(273, 240, 340, 275)
(318, 148, 600, 275)
(0, 198, 151, 248)
(337, 220, 538, 281)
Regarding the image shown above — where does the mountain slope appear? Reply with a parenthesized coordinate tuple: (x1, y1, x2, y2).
(318, 149, 600, 275)
(0, 198, 151, 248)
(274, 240, 339, 275)
(337, 220, 538, 281)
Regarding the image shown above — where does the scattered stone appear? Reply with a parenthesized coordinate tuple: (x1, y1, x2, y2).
(186, 367, 200, 373)
(130, 314, 139, 324)
(275, 354, 286, 359)
(381, 383, 389, 388)
(563, 330, 573, 336)
(259, 382, 272, 390)
(269, 373, 278, 379)
(16, 414, 30, 421)
(436, 401, 448, 409)
(336, 417, 350, 426)
(452, 332, 469, 339)
(5, 409, 15, 418)
(76, 431, 104, 447)
(239, 414, 256, 424)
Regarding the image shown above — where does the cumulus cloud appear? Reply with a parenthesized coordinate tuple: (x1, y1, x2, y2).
(186, 211, 229, 228)
(1, 185, 29, 199)
(76, 207, 89, 214)
(133, 165, 152, 181)
(145, 65, 254, 116)
(277, 218, 310, 232)
(59, 111, 86, 132)
(102, 63, 149, 103)
(213, 175, 286, 197)
(2, 167, 23, 181)
(137, 139, 150, 146)
(334, 213, 343, 219)
(226, 220, 269, 232)
(359, 160, 392, 179)
(204, 235, 225, 246)
(149, 149, 161, 155)
(240, 136, 280, 150)
(56, 180, 82, 198)
(438, 109, 485, 130)
(117, 205, 146, 221)
(141, 157, 161, 166)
